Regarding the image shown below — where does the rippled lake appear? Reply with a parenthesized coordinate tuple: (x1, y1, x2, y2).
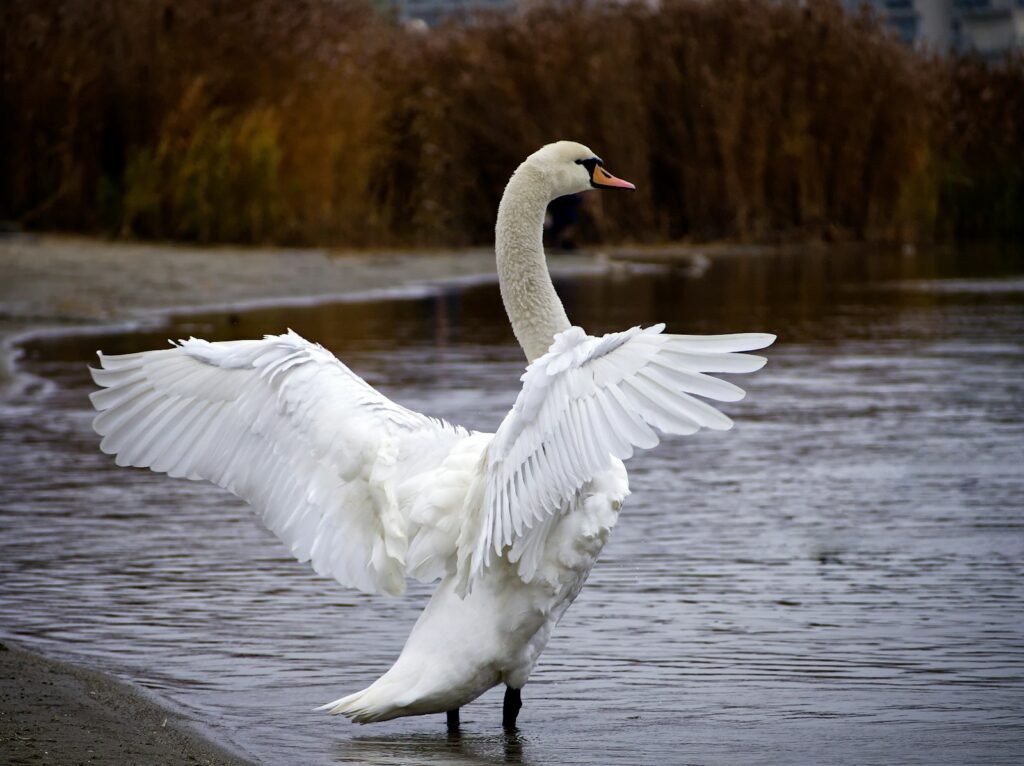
(2, 246, 1023, 765)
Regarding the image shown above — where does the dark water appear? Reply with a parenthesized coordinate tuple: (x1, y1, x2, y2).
(2, 246, 1023, 765)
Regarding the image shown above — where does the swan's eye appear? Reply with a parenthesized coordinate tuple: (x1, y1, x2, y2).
(575, 157, 602, 177)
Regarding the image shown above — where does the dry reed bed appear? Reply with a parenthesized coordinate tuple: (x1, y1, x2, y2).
(2, 0, 1021, 246)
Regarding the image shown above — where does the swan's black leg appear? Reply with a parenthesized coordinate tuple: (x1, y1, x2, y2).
(446, 708, 460, 732)
(502, 685, 522, 730)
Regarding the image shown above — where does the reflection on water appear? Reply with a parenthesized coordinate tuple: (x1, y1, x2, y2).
(337, 730, 531, 766)
(2, 246, 1024, 765)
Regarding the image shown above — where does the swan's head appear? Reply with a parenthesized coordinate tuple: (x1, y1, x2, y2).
(525, 141, 635, 198)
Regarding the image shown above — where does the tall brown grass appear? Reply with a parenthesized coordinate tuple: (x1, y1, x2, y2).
(2, 0, 1021, 246)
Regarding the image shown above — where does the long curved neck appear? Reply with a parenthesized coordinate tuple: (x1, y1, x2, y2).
(495, 164, 571, 363)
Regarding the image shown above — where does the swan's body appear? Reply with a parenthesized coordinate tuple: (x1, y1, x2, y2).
(332, 459, 625, 721)
(90, 142, 774, 726)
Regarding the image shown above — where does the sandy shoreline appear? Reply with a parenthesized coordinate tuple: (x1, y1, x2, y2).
(0, 639, 254, 765)
(0, 233, 607, 765)
(0, 234, 545, 387)
(0, 233, 755, 387)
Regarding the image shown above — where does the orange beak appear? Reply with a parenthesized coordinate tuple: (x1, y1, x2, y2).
(591, 165, 636, 190)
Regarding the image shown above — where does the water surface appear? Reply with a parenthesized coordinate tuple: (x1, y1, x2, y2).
(2, 246, 1023, 765)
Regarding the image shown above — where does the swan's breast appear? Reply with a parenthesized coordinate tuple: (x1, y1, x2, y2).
(499, 458, 629, 687)
(531, 458, 629, 590)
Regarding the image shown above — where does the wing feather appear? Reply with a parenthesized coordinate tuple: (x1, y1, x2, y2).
(465, 325, 774, 580)
(91, 330, 472, 596)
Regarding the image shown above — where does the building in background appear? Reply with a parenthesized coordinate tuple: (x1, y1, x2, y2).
(392, 0, 513, 27)
(957, 0, 1024, 55)
(845, 0, 1024, 56)
(395, 0, 1024, 55)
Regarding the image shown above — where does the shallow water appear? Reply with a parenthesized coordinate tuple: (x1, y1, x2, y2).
(2, 246, 1023, 765)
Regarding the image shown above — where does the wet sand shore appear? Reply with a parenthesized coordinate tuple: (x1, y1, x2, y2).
(0, 640, 253, 765)
(0, 235, 535, 386)
(0, 234, 752, 387)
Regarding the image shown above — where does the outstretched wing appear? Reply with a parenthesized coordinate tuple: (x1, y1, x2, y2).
(90, 330, 469, 596)
(465, 324, 775, 578)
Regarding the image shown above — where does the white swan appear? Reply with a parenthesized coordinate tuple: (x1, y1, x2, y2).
(89, 141, 775, 729)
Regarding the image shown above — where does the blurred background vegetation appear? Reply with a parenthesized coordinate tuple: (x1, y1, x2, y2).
(2, 0, 1022, 247)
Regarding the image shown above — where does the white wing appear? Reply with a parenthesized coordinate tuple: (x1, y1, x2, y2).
(90, 330, 471, 596)
(465, 324, 775, 578)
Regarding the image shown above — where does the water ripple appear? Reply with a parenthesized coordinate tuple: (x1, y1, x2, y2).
(1, 246, 1023, 765)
